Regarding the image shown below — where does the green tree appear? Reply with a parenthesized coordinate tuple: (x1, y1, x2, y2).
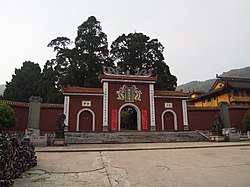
(242, 109, 250, 132)
(3, 61, 41, 102)
(39, 60, 63, 103)
(110, 32, 177, 90)
(48, 16, 113, 88)
(0, 104, 16, 129)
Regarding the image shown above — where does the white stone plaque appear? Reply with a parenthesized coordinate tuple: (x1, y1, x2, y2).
(164, 102, 173, 108)
(82, 101, 91, 107)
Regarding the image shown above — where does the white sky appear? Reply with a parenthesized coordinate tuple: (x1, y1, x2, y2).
(0, 0, 249, 85)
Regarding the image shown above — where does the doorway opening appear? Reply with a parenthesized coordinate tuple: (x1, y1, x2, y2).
(120, 106, 137, 130)
(79, 111, 93, 131)
(164, 112, 175, 131)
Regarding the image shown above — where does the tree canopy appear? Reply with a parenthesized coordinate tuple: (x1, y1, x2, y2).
(48, 16, 113, 88)
(0, 104, 16, 129)
(110, 32, 177, 90)
(3, 61, 41, 102)
(39, 60, 63, 103)
(4, 16, 177, 104)
(242, 109, 250, 132)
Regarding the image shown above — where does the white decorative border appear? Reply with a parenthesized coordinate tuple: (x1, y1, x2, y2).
(117, 103, 141, 131)
(182, 100, 189, 130)
(149, 84, 156, 130)
(103, 82, 109, 130)
(161, 109, 178, 131)
(101, 79, 156, 84)
(76, 108, 95, 131)
(63, 96, 70, 128)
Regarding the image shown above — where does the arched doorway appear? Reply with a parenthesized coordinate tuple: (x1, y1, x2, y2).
(120, 106, 137, 130)
(79, 111, 92, 131)
(162, 110, 178, 131)
(77, 108, 95, 131)
(118, 103, 141, 131)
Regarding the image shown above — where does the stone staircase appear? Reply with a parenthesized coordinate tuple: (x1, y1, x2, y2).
(65, 131, 208, 144)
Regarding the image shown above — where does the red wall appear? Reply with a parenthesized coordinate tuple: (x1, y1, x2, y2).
(67, 95, 103, 132)
(155, 98, 184, 131)
(187, 106, 250, 130)
(3, 100, 249, 133)
(1, 101, 63, 133)
(229, 107, 250, 129)
(40, 107, 64, 132)
(107, 82, 151, 131)
(188, 107, 219, 130)
(6, 106, 29, 131)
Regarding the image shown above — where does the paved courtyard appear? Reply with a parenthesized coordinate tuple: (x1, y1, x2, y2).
(14, 142, 250, 187)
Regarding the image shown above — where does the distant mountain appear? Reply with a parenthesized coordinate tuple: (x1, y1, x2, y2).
(0, 84, 5, 96)
(220, 66, 250, 78)
(177, 66, 250, 92)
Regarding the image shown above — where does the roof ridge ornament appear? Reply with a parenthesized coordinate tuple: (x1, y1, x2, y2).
(102, 66, 153, 77)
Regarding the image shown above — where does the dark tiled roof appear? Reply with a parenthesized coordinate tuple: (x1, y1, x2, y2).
(154, 90, 189, 97)
(192, 76, 250, 102)
(227, 80, 250, 89)
(41, 103, 63, 109)
(0, 100, 63, 109)
(99, 74, 157, 81)
(0, 100, 29, 108)
(192, 86, 226, 101)
(216, 76, 250, 90)
(63, 87, 103, 94)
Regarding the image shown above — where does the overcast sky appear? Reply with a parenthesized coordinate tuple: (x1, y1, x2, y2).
(0, 0, 249, 85)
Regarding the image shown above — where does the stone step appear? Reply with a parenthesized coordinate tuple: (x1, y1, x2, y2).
(64, 131, 208, 144)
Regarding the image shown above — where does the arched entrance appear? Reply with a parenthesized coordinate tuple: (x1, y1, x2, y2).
(120, 106, 137, 130)
(162, 110, 178, 131)
(118, 103, 141, 131)
(79, 111, 92, 131)
(77, 108, 95, 131)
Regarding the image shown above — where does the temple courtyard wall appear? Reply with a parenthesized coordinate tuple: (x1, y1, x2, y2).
(1, 100, 249, 133)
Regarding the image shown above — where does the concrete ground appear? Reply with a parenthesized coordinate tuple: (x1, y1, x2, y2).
(14, 142, 250, 187)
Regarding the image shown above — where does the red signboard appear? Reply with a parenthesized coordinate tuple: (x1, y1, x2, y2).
(112, 109, 117, 131)
(142, 110, 148, 130)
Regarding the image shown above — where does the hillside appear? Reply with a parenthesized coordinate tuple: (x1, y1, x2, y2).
(0, 84, 5, 96)
(177, 66, 250, 92)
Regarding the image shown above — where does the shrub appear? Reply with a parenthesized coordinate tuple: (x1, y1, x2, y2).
(0, 104, 16, 129)
(242, 109, 250, 132)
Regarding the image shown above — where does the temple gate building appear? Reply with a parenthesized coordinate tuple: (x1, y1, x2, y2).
(63, 68, 189, 132)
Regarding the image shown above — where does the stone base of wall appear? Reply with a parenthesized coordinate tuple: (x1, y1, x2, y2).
(65, 131, 208, 144)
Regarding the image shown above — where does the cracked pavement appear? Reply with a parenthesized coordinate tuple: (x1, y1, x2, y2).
(14, 144, 250, 187)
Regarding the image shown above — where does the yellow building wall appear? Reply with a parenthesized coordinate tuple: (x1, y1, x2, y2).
(214, 82, 224, 90)
(202, 98, 217, 107)
(217, 93, 230, 104)
(195, 101, 204, 107)
(194, 93, 230, 107)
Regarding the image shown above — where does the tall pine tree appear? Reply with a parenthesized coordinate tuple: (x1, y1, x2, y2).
(110, 32, 177, 90)
(3, 61, 41, 102)
(48, 16, 113, 88)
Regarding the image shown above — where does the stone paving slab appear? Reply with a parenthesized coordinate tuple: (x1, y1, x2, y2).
(36, 141, 250, 152)
(14, 144, 250, 187)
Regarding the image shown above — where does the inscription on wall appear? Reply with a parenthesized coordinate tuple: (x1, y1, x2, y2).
(164, 103, 173, 108)
(82, 101, 91, 107)
(117, 85, 142, 102)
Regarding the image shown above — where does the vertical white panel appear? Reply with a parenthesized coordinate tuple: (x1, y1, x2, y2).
(103, 82, 109, 130)
(182, 100, 189, 130)
(149, 84, 156, 130)
(63, 96, 70, 128)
